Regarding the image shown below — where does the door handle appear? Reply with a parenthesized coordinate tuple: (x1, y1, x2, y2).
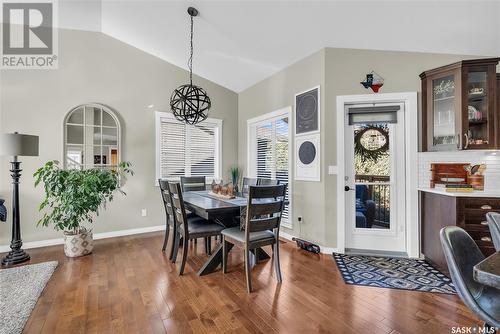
(456, 133, 461, 150)
(345, 186, 355, 192)
(464, 133, 469, 149)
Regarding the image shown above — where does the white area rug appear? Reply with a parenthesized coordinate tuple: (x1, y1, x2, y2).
(0, 261, 58, 334)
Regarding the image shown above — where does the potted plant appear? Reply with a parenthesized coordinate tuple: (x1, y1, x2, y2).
(230, 166, 241, 193)
(34, 160, 133, 257)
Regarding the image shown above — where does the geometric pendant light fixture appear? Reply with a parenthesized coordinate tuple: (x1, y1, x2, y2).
(170, 7, 211, 125)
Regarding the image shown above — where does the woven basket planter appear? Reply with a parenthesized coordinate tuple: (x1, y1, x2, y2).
(63, 230, 94, 258)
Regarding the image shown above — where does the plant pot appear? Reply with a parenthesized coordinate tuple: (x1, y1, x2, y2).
(63, 230, 94, 257)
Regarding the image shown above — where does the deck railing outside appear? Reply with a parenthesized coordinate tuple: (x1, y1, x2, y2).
(355, 175, 390, 228)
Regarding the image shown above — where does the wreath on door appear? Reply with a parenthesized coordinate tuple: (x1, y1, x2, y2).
(354, 125, 389, 162)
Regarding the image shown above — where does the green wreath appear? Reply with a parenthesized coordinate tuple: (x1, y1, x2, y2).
(354, 125, 389, 162)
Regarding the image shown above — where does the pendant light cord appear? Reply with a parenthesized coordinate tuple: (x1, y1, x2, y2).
(189, 14, 194, 86)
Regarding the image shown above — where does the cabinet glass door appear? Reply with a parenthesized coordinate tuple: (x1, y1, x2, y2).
(432, 75, 457, 148)
(466, 71, 490, 148)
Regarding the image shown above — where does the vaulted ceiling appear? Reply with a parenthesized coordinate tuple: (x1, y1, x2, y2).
(60, 0, 500, 92)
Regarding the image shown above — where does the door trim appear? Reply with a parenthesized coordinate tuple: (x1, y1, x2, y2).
(336, 92, 419, 258)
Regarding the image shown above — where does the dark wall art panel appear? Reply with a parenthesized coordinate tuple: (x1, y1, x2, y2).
(295, 87, 319, 135)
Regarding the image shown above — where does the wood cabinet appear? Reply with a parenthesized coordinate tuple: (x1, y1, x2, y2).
(420, 58, 500, 152)
(420, 191, 497, 273)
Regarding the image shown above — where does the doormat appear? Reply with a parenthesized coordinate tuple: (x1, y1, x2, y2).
(332, 253, 455, 294)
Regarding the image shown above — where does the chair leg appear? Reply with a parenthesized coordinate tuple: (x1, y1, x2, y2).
(245, 248, 252, 293)
(162, 221, 170, 252)
(171, 233, 181, 263)
(273, 241, 282, 283)
(222, 236, 227, 274)
(169, 223, 177, 260)
(179, 237, 189, 275)
(207, 237, 212, 255)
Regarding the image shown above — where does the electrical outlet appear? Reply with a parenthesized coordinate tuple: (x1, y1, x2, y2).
(141, 209, 147, 217)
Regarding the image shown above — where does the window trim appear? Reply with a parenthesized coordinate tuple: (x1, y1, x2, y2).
(155, 111, 223, 185)
(247, 106, 292, 228)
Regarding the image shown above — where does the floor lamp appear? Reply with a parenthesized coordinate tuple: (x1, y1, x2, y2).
(0, 132, 39, 266)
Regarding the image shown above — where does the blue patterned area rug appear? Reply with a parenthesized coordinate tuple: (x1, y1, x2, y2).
(333, 253, 455, 294)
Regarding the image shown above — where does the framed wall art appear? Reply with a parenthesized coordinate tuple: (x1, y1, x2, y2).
(295, 133, 320, 181)
(295, 86, 320, 135)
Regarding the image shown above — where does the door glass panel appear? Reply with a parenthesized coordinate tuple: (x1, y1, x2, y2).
(432, 75, 456, 146)
(467, 71, 488, 146)
(354, 123, 391, 229)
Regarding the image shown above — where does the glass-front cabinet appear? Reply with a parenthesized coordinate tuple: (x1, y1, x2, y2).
(420, 58, 499, 151)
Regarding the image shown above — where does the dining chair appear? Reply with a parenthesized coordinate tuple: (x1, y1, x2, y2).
(486, 212, 500, 251)
(168, 182, 225, 275)
(440, 226, 500, 329)
(221, 184, 287, 293)
(241, 177, 258, 197)
(180, 176, 206, 192)
(180, 176, 213, 247)
(257, 178, 279, 186)
(158, 179, 176, 259)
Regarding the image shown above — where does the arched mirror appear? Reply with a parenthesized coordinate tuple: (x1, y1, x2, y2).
(64, 104, 121, 170)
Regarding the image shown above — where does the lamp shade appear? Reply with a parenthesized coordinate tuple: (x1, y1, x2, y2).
(0, 133, 39, 157)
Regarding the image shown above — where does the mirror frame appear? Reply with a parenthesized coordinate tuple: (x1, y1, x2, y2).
(63, 103, 121, 170)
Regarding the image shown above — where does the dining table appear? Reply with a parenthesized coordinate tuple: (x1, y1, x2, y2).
(182, 190, 273, 276)
(473, 251, 500, 289)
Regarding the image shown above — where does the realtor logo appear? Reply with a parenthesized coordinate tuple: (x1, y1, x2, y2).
(1, 0, 58, 69)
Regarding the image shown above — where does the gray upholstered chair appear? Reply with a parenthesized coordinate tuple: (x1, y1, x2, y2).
(440, 226, 500, 328)
(158, 179, 176, 259)
(168, 182, 225, 275)
(0, 199, 6, 222)
(180, 176, 214, 249)
(180, 176, 206, 192)
(222, 184, 287, 293)
(486, 212, 500, 251)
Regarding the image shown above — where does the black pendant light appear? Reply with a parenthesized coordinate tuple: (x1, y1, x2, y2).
(170, 7, 211, 125)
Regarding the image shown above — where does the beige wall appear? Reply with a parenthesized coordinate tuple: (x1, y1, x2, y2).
(0, 29, 238, 245)
(239, 47, 475, 248)
(238, 49, 327, 244)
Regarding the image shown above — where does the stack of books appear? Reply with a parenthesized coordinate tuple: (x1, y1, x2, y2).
(435, 184, 474, 192)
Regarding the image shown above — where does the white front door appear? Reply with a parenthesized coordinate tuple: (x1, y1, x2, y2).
(344, 103, 406, 253)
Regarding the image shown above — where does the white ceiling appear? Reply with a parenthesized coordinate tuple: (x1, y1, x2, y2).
(60, 0, 500, 92)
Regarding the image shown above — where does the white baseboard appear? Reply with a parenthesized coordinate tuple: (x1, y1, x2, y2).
(0, 225, 165, 253)
(1, 225, 342, 255)
(279, 231, 341, 255)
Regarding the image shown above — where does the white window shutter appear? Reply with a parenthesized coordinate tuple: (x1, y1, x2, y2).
(251, 114, 291, 226)
(158, 115, 220, 180)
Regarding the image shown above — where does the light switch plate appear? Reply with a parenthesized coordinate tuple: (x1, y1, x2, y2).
(328, 166, 338, 175)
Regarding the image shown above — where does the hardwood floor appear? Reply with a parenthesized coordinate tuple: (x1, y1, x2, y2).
(4, 231, 480, 333)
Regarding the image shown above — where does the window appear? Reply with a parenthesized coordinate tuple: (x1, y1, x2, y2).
(64, 104, 120, 170)
(155, 112, 222, 181)
(248, 107, 292, 227)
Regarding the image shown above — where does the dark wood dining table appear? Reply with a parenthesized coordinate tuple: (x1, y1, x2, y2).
(182, 190, 272, 276)
(473, 251, 500, 289)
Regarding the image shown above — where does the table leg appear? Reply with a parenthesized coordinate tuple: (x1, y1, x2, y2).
(198, 243, 234, 276)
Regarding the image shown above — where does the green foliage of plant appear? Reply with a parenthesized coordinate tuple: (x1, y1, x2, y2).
(230, 166, 241, 185)
(34, 161, 134, 234)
